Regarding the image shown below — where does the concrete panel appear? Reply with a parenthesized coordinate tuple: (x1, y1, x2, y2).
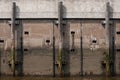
(0, 20, 120, 75)
(0, 0, 120, 19)
(23, 21, 53, 75)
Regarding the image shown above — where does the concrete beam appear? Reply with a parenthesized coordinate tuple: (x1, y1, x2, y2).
(0, 0, 120, 19)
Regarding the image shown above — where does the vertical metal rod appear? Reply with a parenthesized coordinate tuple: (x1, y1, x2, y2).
(110, 22, 115, 76)
(0, 45, 2, 77)
(71, 33, 75, 50)
(20, 36, 23, 76)
(111, 36, 115, 76)
(11, 2, 16, 76)
(58, 1, 63, 76)
(53, 21, 55, 77)
(80, 22, 83, 76)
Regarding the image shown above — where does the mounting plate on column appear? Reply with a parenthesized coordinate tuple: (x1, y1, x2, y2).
(55, 20, 67, 25)
(101, 21, 113, 25)
(8, 21, 20, 25)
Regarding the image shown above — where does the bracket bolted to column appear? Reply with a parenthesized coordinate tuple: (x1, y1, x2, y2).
(8, 21, 20, 26)
(55, 20, 67, 25)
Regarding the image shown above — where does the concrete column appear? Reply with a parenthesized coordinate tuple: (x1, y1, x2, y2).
(105, 2, 110, 48)
(57, 1, 63, 76)
(105, 2, 115, 76)
(58, 1, 63, 49)
(16, 21, 23, 76)
(10, 3, 23, 76)
(11, 2, 16, 76)
(57, 2, 70, 76)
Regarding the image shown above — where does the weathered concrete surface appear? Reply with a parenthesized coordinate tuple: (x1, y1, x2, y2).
(0, 0, 120, 19)
(0, 20, 120, 75)
(115, 20, 120, 75)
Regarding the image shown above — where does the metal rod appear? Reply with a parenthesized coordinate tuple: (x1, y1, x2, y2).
(80, 22, 83, 76)
(110, 21, 115, 76)
(72, 33, 75, 50)
(53, 21, 56, 77)
(111, 36, 115, 76)
(0, 44, 2, 77)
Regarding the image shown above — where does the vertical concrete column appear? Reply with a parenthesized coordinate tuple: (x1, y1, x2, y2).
(105, 2, 114, 76)
(58, 1, 63, 50)
(11, 2, 16, 76)
(10, 3, 23, 76)
(105, 2, 110, 76)
(0, 44, 2, 77)
(57, 1, 63, 76)
(11, 3, 23, 76)
(56, 2, 70, 76)
(16, 21, 23, 76)
(105, 2, 110, 48)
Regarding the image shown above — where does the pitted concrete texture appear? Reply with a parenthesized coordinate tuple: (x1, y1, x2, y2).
(24, 54, 53, 75)
(0, 20, 120, 75)
(0, 0, 120, 18)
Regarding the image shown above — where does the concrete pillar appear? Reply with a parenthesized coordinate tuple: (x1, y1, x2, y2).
(57, 1, 63, 76)
(56, 2, 70, 76)
(105, 2, 110, 48)
(15, 21, 23, 76)
(10, 3, 23, 76)
(11, 2, 16, 76)
(105, 2, 115, 76)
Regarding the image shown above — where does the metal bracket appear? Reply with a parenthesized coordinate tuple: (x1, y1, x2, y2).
(55, 20, 67, 25)
(8, 20, 20, 25)
(101, 21, 113, 25)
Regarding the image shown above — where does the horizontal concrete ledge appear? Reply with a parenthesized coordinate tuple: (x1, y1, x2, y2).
(0, 18, 120, 21)
(1, 12, 120, 19)
(0, 0, 120, 19)
(0, 12, 120, 19)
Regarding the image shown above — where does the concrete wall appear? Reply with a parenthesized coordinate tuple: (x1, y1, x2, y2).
(0, 20, 120, 75)
(115, 20, 120, 75)
(0, 0, 120, 19)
